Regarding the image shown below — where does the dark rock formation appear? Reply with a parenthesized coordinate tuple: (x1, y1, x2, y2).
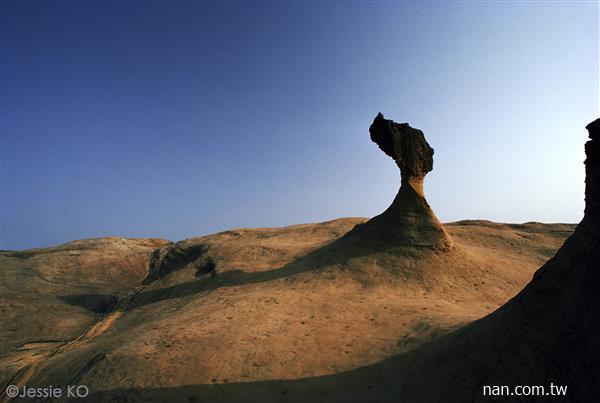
(342, 113, 452, 250)
(585, 118, 600, 218)
(195, 255, 217, 278)
(370, 112, 434, 196)
(143, 242, 210, 284)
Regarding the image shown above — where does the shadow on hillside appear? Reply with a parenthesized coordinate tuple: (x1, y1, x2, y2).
(86, 308, 588, 403)
(58, 216, 443, 314)
(56, 233, 368, 313)
(58, 293, 118, 313)
(87, 347, 402, 403)
(123, 228, 439, 311)
(124, 235, 364, 310)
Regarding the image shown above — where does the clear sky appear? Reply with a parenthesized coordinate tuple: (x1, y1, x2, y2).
(1, 1, 598, 250)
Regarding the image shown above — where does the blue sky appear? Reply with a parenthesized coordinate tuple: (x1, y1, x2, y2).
(1, 1, 598, 250)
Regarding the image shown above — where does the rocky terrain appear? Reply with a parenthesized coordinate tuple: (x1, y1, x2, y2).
(0, 237, 170, 353)
(0, 114, 589, 402)
(0, 238, 170, 396)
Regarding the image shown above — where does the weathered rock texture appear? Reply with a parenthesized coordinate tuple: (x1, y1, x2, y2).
(342, 113, 452, 250)
(143, 242, 209, 284)
(370, 112, 434, 196)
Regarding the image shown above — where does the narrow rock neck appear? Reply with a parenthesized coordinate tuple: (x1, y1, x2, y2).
(401, 177, 425, 198)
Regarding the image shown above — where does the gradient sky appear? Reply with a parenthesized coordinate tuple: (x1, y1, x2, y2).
(1, 1, 598, 250)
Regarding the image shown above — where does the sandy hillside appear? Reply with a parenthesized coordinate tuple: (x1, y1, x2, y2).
(0, 238, 170, 388)
(0, 218, 574, 401)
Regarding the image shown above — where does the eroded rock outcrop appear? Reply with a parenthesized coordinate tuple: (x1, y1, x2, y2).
(342, 113, 452, 250)
(585, 118, 600, 218)
(143, 242, 211, 284)
(370, 112, 434, 196)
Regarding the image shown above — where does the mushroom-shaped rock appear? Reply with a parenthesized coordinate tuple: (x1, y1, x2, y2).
(342, 113, 453, 250)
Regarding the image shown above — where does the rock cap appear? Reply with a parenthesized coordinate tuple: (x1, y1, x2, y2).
(369, 112, 434, 184)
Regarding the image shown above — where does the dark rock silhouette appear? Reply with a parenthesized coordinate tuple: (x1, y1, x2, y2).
(585, 118, 600, 217)
(370, 112, 434, 193)
(341, 113, 452, 250)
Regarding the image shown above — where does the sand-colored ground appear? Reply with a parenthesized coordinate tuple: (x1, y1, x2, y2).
(0, 237, 169, 393)
(0, 218, 574, 401)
